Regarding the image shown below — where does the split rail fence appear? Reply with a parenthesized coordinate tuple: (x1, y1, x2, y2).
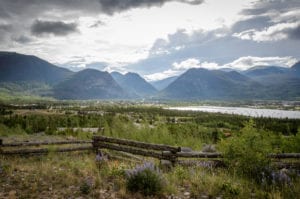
(92, 136, 300, 168)
(1, 136, 300, 168)
(0, 139, 92, 155)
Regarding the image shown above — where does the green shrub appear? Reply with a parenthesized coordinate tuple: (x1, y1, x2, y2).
(221, 182, 240, 196)
(80, 181, 91, 194)
(220, 119, 272, 183)
(79, 178, 93, 195)
(125, 162, 163, 196)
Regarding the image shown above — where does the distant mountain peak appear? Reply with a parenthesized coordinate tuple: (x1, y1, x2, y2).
(0, 51, 73, 85)
(160, 68, 261, 100)
(111, 71, 157, 97)
(54, 69, 127, 100)
(291, 61, 300, 70)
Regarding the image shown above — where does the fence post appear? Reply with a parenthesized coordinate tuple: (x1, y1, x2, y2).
(161, 150, 178, 167)
(92, 136, 102, 154)
(0, 139, 2, 153)
(171, 151, 178, 166)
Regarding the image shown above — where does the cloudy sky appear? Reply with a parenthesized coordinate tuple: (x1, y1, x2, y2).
(0, 0, 299, 81)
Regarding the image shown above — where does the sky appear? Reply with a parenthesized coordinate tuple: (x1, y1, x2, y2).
(0, 0, 299, 81)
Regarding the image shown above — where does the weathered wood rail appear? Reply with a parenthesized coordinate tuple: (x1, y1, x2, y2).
(93, 136, 180, 153)
(2, 140, 92, 147)
(92, 136, 300, 168)
(93, 136, 181, 163)
(93, 136, 223, 166)
(0, 139, 93, 155)
(268, 153, 300, 159)
(1, 136, 300, 169)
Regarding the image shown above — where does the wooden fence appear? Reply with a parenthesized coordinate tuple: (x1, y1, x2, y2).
(0, 139, 93, 155)
(92, 136, 300, 168)
(1, 136, 300, 168)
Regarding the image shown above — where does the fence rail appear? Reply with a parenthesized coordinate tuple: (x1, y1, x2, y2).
(268, 153, 300, 159)
(92, 136, 300, 168)
(2, 140, 92, 147)
(93, 136, 180, 153)
(0, 138, 93, 155)
(1, 137, 300, 169)
(1, 146, 93, 155)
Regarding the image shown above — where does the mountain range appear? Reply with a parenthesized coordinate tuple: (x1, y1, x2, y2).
(0, 51, 299, 100)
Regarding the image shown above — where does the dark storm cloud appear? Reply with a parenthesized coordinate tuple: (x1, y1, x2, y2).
(12, 35, 33, 44)
(97, 0, 203, 15)
(0, 24, 12, 31)
(0, 0, 203, 43)
(31, 20, 78, 36)
(0, 0, 204, 18)
(0, 24, 12, 41)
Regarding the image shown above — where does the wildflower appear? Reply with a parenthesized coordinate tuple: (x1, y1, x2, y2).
(277, 168, 291, 186)
(271, 171, 276, 185)
(268, 168, 292, 186)
(125, 162, 158, 177)
(95, 151, 107, 162)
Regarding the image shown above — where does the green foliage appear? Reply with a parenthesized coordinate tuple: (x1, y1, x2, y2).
(282, 132, 300, 153)
(108, 163, 127, 178)
(126, 169, 162, 196)
(80, 181, 91, 194)
(126, 163, 163, 196)
(0, 123, 26, 136)
(169, 166, 191, 186)
(221, 182, 240, 196)
(220, 119, 272, 183)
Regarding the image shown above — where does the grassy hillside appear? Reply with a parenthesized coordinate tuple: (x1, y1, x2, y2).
(0, 103, 299, 198)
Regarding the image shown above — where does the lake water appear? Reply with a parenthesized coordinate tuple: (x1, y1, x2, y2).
(167, 106, 300, 119)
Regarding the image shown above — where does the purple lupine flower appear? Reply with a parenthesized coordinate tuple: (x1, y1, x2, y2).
(125, 162, 158, 178)
(278, 169, 291, 186)
(269, 168, 292, 186)
(271, 171, 276, 185)
(95, 152, 107, 162)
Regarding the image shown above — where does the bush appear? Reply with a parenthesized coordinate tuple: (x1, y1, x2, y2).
(125, 162, 163, 196)
(80, 181, 91, 194)
(220, 120, 272, 183)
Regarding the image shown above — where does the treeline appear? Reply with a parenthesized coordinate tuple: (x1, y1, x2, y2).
(0, 105, 299, 136)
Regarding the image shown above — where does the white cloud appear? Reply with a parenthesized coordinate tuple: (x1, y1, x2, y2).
(233, 22, 300, 42)
(173, 58, 200, 70)
(144, 56, 298, 81)
(144, 58, 220, 81)
(224, 56, 298, 70)
(173, 56, 298, 72)
(144, 69, 182, 81)
(173, 58, 220, 70)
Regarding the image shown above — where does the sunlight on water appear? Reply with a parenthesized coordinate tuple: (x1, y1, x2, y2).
(167, 106, 300, 119)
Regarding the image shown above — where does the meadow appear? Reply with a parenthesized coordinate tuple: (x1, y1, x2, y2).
(0, 102, 300, 198)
